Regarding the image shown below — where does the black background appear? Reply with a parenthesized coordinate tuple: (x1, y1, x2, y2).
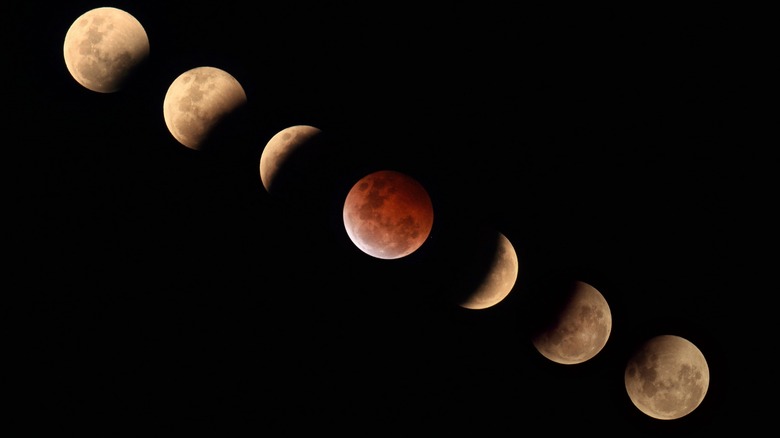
(7, 0, 768, 435)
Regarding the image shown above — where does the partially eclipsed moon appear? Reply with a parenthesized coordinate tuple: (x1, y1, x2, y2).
(163, 66, 247, 150)
(624, 334, 710, 420)
(457, 230, 518, 310)
(342, 170, 434, 260)
(63, 7, 150, 93)
(530, 280, 612, 365)
(260, 125, 324, 196)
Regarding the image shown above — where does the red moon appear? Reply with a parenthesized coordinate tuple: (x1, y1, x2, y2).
(342, 170, 434, 260)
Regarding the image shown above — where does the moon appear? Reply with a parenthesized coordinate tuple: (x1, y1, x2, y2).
(63, 7, 150, 93)
(162, 66, 247, 151)
(259, 125, 324, 197)
(530, 280, 612, 365)
(456, 230, 518, 310)
(624, 334, 710, 420)
(342, 170, 434, 260)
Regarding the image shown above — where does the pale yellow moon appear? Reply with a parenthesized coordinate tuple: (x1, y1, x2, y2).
(624, 334, 710, 420)
(63, 7, 150, 93)
(259, 125, 323, 195)
(458, 231, 518, 310)
(162, 66, 247, 150)
(530, 280, 612, 365)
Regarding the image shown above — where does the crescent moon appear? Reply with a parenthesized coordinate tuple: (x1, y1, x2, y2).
(162, 66, 247, 151)
(624, 334, 710, 420)
(342, 170, 434, 260)
(63, 7, 150, 93)
(259, 125, 324, 197)
(530, 280, 612, 365)
(456, 230, 519, 310)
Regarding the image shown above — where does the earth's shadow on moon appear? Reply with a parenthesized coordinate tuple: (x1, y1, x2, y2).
(260, 127, 341, 213)
(99, 54, 151, 94)
(427, 217, 506, 308)
(194, 101, 254, 160)
(522, 274, 584, 339)
(518, 266, 615, 340)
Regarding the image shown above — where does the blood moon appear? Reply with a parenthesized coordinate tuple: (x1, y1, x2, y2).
(342, 170, 434, 260)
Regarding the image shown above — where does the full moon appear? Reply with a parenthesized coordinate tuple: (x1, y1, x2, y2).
(456, 230, 518, 310)
(342, 170, 434, 260)
(259, 125, 324, 196)
(162, 66, 247, 151)
(530, 280, 612, 365)
(63, 7, 150, 93)
(624, 334, 710, 420)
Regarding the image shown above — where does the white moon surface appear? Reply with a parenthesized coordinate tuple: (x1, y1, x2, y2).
(162, 66, 247, 150)
(63, 7, 150, 93)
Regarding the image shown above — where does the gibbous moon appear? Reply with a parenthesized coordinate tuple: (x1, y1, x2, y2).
(63, 7, 150, 93)
(163, 66, 247, 150)
(260, 125, 324, 196)
(342, 170, 434, 260)
(456, 230, 518, 310)
(624, 334, 710, 420)
(530, 280, 612, 365)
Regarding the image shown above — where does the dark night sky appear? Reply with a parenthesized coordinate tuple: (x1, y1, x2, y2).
(7, 0, 769, 435)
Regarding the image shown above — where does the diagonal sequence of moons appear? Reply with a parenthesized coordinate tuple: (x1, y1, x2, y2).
(62, 5, 711, 422)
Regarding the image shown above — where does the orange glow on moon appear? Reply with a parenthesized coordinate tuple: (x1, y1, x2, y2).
(342, 170, 434, 260)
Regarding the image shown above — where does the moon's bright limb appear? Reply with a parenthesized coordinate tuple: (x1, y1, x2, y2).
(260, 125, 323, 195)
(457, 231, 518, 310)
